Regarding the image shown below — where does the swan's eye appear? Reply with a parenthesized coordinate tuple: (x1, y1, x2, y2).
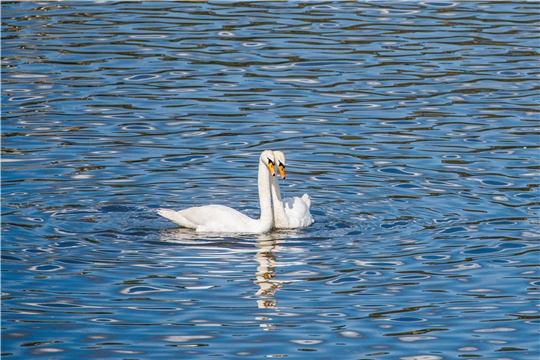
(279, 162, 285, 169)
(268, 159, 274, 165)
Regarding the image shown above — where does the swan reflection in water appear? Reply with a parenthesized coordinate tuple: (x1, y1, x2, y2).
(253, 236, 283, 309)
(159, 230, 304, 316)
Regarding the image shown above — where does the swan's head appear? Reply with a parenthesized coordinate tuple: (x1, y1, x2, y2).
(261, 150, 277, 177)
(273, 151, 286, 179)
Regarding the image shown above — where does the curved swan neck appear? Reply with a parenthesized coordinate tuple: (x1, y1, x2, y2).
(271, 175, 283, 202)
(271, 176, 289, 224)
(257, 159, 274, 231)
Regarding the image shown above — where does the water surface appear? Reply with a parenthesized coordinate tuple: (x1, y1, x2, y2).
(2, 1, 539, 359)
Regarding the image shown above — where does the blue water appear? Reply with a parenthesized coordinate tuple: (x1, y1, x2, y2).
(2, 1, 539, 359)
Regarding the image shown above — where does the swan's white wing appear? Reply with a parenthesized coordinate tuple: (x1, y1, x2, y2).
(301, 193, 311, 208)
(158, 208, 198, 228)
(158, 205, 262, 233)
(282, 195, 314, 228)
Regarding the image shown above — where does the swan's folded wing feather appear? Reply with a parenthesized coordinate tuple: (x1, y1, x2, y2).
(159, 205, 261, 233)
(283, 196, 314, 228)
(158, 208, 198, 228)
(301, 194, 311, 208)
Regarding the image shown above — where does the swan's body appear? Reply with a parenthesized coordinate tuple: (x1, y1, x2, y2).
(270, 151, 314, 229)
(158, 150, 276, 233)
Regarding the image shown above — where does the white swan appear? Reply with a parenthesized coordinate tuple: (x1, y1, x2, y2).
(270, 151, 314, 229)
(158, 150, 276, 233)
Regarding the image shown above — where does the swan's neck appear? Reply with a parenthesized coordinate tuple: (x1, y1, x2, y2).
(257, 161, 274, 231)
(271, 176, 289, 224)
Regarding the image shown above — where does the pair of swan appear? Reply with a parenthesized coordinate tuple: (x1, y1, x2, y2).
(157, 150, 313, 233)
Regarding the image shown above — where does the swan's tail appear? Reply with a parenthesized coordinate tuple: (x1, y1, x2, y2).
(301, 194, 311, 208)
(157, 208, 196, 228)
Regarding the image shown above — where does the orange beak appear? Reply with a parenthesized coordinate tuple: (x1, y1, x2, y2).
(278, 165, 286, 179)
(268, 162, 276, 176)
